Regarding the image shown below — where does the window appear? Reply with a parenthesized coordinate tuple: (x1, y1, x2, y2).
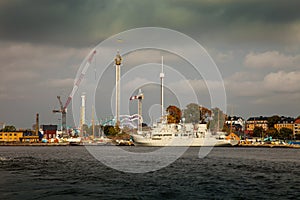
(14, 134, 17, 136)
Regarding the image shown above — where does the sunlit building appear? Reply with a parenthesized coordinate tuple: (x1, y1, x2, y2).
(274, 117, 294, 132)
(0, 131, 23, 142)
(246, 116, 268, 132)
(294, 119, 300, 137)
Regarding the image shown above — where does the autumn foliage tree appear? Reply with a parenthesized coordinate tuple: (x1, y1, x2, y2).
(166, 105, 182, 124)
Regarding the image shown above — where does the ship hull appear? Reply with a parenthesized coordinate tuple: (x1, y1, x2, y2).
(132, 134, 239, 147)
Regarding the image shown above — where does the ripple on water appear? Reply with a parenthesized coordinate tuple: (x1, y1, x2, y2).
(0, 146, 299, 199)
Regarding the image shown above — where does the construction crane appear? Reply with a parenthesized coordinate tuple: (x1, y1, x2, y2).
(53, 96, 67, 137)
(53, 50, 97, 138)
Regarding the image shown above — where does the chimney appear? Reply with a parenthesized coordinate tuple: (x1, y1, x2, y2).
(36, 113, 39, 136)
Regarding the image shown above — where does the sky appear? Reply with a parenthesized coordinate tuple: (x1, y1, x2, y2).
(0, 0, 300, 129)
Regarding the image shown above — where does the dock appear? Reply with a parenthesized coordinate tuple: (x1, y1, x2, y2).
(238, 143, 300, 149)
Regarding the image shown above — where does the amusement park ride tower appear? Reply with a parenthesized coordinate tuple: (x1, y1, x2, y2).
(114, 51, 122, 127)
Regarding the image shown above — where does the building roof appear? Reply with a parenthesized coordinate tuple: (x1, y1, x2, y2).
(295, 118, 300, 124)
(277, 117, 295, 124)
(227, 116, 244, 121)
(247, 116, 268, 121)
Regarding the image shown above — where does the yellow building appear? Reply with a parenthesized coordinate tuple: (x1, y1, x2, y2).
(294, 119, 300, 136)
(275, 123, 294, 132)
(246, 116, 268, 131)
(274, 118, 294, 132)
(0, 132, 23, 142)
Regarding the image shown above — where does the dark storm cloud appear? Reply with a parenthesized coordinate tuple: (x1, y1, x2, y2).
(1, 0, 300, 47)
(0, 0, 111, 46)
(173, 0, 300, 24)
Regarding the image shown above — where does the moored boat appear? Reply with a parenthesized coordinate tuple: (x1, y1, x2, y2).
(132, 123, 239, 147)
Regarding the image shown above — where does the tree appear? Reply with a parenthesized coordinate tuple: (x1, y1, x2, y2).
(279, 127, 293, 140)
(2, 125, 16, 132)
(166, 105, 182, 124)
(253, 126, 265, 138)
(209, 107, 225, 132)
(182, 103, 200, 123)
(267, 115, 280, 129)
(182, 103, 212, 124)
(82, 124, 89, 136)
(266, 127, 279, 138)
(103, 125, 118, 136)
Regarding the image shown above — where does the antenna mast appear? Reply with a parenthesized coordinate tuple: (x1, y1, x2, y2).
(160, 56, 165, 122)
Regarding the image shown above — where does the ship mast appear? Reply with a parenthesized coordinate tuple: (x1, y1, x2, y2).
(160, 56, 164, 123)
(92, 105, 95, 139)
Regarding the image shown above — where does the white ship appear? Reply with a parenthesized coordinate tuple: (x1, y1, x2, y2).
(132, 123, 239, 147)
(131, 56, 239, 147)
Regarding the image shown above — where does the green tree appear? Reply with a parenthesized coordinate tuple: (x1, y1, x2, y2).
(253, 126, 265, 138)
(166, 105, 182, 124)
(182, 103, 212, 124)
(267, 115, 280, 129)
(279, 127, 293, 140)
(209, 108, 225, 132)
(2, 125, 16, 132)
(82, 124, 89, 135)
(182, 103, 200, 123)
(266, 127, 279, 138)
(103, 125, 118, 136)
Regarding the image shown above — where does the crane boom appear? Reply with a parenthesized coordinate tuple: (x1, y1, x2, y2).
(63, 50, 96, 110)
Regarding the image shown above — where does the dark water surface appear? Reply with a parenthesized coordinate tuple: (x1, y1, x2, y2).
(0, 146, 299, 200)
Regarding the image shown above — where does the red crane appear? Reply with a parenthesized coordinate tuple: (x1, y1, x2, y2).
(53, 50, 96, 137)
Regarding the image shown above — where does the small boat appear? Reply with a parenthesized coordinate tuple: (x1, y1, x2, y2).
(115, 139, 135, 146)
(67, 137, 83, 146)
(82, 137, 113, 146)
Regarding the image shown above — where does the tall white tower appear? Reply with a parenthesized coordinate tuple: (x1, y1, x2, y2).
(80, 93, 86, 132)
(114, 51, 122, 127)
(160, 56, 165, 122)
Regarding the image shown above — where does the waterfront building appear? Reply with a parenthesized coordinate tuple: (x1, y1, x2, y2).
(246, 116, 268, 132)
(294, 118, 300, 137)
(274, 117, 294, 132)
(41, 125, 58, 139)
(225, 116, 245, 132)
(0, 131, 23, 142)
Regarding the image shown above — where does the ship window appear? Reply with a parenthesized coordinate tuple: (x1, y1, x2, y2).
(152, 138, 162, 140)
(14, 134, 17, 136)
(9, 134, 12, 136)
(153, 134, 162, 137)
(0, 134, 2, 136)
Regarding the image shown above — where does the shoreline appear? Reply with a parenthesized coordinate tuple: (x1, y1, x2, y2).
(237, 143, 300, 149)
(0, 142, 69, 146)
(0, 142, 300, 148)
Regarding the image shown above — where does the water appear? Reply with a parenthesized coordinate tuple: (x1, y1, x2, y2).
(0, 146, 300, 199)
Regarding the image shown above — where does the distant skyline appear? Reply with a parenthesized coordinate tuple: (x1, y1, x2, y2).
(0, 0, 300, 129)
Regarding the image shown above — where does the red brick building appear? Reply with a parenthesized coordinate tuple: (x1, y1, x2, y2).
(41, 125, 57, 139)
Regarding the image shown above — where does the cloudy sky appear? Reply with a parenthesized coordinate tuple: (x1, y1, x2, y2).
(0, 0, 300, 129)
